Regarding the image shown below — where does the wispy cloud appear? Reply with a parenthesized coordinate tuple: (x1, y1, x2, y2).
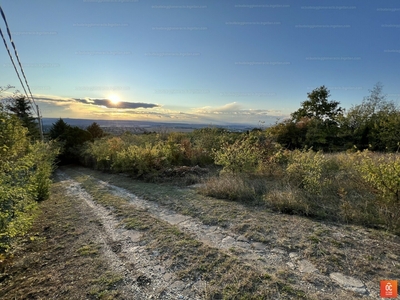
(35, 95, 159, 109)
(32, 94, 287, 125)
(194, 102, 284, 117)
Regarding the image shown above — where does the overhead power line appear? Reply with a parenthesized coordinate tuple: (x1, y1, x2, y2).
(0, 27, 32, 107)
(0, 6, 38, 112)
(0, 5, 44, 140)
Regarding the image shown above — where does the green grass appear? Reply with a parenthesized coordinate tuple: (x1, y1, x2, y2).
(122, 217, 150, 231)
(77, 243, 100, 256)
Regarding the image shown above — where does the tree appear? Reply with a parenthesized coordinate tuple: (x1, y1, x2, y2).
(86, 122, 106, 140)
(49, 118, 71, 140)
(5, 95, 40, 140)
(291, 86, 344, 123)
(342, 82, 399, 151)
(268, 86, 344, 151)
(48, 119, 92, 164)
(266, 119, 308, 150)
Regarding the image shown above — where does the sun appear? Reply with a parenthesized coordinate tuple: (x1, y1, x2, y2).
(108, 94, 120, 105)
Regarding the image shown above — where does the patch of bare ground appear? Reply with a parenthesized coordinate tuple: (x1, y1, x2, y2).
(62, 166, 400, 299)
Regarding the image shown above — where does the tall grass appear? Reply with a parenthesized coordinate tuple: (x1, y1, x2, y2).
(79, 128, 400, 234)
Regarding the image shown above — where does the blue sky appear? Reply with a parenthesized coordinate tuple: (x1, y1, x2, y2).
(0, 0, 399, 126)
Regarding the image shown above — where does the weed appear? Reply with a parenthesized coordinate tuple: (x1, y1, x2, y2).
(77, 243, 100, 256)
(122, 217, 150, 231)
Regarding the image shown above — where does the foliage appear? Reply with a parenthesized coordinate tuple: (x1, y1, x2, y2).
(112, 142, 170, 177)
(266, 119, 307, 150)
(86, 122, 106, 140)
(82, 137, 125, 170)
(49, 118, 70, 140)
(268, 83, 400, 152)
(355, 150, 400, 232)
(340, 82, 399, 151)
(48, 118, 92, 164)
(4, 95, 40, 140)
(80, 127, 237, 175)
(268, 86, 345, 151)
(291, 86, 344, 123)
(213, 132, 276, 174)
(0, 109, 59, 252)
(260, 149, 400, 234)
(285, 149, 335, 195)
(190, 127, 232, 153)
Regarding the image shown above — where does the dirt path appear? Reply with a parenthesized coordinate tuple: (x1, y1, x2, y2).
(59, 167, 400, 299)
(59, 171, 204, 299)
(2, 166, 399, 299)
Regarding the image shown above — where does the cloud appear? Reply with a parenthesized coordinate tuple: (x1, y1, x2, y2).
(194, 102, 285, 116)
(34, 94, 159, 109)
(73, 98, 160, 109)
(32, 93, 288, 125)
(196, 102, 242, 114)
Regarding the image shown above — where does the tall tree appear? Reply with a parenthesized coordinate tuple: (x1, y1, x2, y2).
(86, 122, 106, 140)
(49, 118, 92, 164)
(6, 95, 40, 140)
(49, 118, 71, 140)
(342, 82, 399, 150)
(291, 86, 344, 123)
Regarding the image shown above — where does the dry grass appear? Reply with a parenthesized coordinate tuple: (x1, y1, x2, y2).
(198, 174, 269, 202)
(68, 169, 307, 299)
(47, 166, 400, 299)
(0, 179, 126, 300)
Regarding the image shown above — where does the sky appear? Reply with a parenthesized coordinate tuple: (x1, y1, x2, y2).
(0, 0, 399, 126)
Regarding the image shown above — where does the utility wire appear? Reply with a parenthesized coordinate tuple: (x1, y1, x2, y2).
(0, 5, 38, 115)
(0, 27, 32, 108)
(0, 5, 44, 140)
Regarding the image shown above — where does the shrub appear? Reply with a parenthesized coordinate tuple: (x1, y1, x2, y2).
(285, 149, 337, 195)
(82, 137, 125, 170)
(0, 111, 59, 252)
(213, 132, 276, 175)
(353, 150, 400, 232)
(28, 141, 60, 201)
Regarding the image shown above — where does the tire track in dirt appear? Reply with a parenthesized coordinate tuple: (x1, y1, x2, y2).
(57, 171, 204, 300)
(70, 170, 378, 299)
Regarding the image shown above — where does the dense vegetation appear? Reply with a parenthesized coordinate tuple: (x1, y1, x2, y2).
(0, 93, 59, 252)
(46, 83, 398, 236)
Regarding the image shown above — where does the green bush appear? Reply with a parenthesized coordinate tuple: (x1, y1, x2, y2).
(213, 132, 276, 175)
(0, 111, 59, 252)
(82, 137, 126, 170)
(353, 151, 400, 232)
(81, 130, 227, 176)
(112, 142, 169, 176)
(285, 149, 336, 195)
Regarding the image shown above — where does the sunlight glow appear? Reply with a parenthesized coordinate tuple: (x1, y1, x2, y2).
(108, 94, 120, 105)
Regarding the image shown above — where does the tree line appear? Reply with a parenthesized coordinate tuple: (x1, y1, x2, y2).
(267, 83, 400, 152)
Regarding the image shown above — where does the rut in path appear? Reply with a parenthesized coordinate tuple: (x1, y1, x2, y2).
(58, 171, 205, 300)
(66, 169, 379, 299)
